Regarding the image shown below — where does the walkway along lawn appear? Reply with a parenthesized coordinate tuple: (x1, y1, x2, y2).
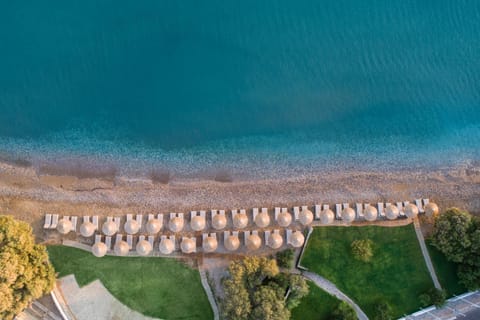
(300, 224, 433, 318)
(291, 281, 342, 320)
(48, 245, 213, 320)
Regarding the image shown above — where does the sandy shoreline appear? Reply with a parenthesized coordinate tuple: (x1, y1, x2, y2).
(0, 160, 479, 240)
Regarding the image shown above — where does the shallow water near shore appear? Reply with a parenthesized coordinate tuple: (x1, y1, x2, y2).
(1, 1, 479, 180)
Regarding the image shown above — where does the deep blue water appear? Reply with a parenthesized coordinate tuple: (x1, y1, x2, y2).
(0, 1, 479, 178)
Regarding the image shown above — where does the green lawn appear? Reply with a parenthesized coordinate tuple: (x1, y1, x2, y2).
(300, 225, 433, 318)
(291, 281, 341, 320)
(48, 245, 213, 320)
(426, 240, 467, 297)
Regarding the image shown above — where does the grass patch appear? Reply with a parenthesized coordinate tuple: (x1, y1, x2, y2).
(48, 245, 213, 320)
(291, 281, 341, 320)
(426, 240, 467, 297)
(300, 225, 433, 318)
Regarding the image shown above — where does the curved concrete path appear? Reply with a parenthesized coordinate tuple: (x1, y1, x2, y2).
(413, 217, 441, 289)
(303, 271, 368, 320)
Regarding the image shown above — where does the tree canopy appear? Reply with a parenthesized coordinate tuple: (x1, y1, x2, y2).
(351, 239, 374, 262)
(0, 215, 55, 320)
(221, 256, 309, 320)
(331, 301, 356, 320)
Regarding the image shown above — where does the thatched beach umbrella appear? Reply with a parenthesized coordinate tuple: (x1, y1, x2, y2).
(277, 212, 292, 227)
(212, 214, 227, 230)
(136, 240, 152, 256)
(341, 207, 356, 223)
(364, 205, 378, 222)
(92, 242, 108, 257)
(124, 219, 140, 235)
(169, 217, 184, 233)
(255, 212, 270, 228)
(159, 238, 175, 255)
(290, 231, 305, 248)
(114, 240, 129, 256)
(102, 220, 118, 236)
(203, 236, 218, 253)
(146, 218, 162, 235)
(233, 213, 249, 229)
(191, 216, 206, 231)
(57, 219, 73, 234)
(385, 204, 399, 220)
(80, 221, 95, 237)
(246, 234, 262, 251)
(425, 202, 439, 217)
(404, 203, 419, 218)
(299, 209, 314, 226)
(225, 235, 240, 251)
(268, 233, 283, 249)
(320, 209, 335, 225)
(181, 237, 196, 254)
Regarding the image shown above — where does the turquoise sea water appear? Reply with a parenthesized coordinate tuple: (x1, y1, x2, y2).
(0, 1, 479, 178)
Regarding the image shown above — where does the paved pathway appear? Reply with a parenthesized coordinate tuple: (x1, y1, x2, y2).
(413, 217, 442, 289)
(198, 268, 220, 320)
(302, 271, 368, 320)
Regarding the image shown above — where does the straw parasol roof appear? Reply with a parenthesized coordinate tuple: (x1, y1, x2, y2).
(268, 233, 283, 249)
(425, 202, 439, 217)
(299, 209, 314, 226)
(191, 216, 206, 231)
(341, 207, 356, 223)
(92, 242, 107, 257)
(114, 240, 129, 256)
(385, 204, 399, 220)
(203, 236, 218, 253)
(181, 238, 196, 254)
(159, 238, 175, 255)
(290, 231, 305, 248)
(169, 217, 184, 233)
(254, 212, 270, 228)
(212, 214, 227, 230)
(320, 209, 335, 225)
(102, 220, 118, 236)
(80, 221, 95, 237)
(146, 219, 162, 235)
(364, 205, 378, 222)
(57, 219, 73, 234)
(136, 240, 152, 256)
(246, 234, 262, 250)
(225, 235, 240, 251)
(404, 203, 419, 218)
(124, 219, 140, 235)
(233, 213, 249, 229)
(277, 212, 292, 227)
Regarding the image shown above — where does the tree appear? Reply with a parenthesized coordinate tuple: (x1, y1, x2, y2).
(429, 288, 446, 307)
(373, 301, 393, 320)
(0, 215, 55, 320)
(285, 274, 309, 309)
(351, 239, 374, 262)
(251, 285, 290, 320)
(331, 301, 356, 320)
(431, 208, 471, 263)
(276, 249, 295, 269)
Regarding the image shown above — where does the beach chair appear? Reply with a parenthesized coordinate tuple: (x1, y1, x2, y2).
(190, 211, 197, 219)
(95, 234, 102, 244)
(105, 236, 112, 250)
(403, 201, 410, 207)
(219, 210, 225, 216)
(115, 234, 122, 244)
(322, 204, 330, 210)
(126, 214, 133, 221)
(423, 198, 429, 206)
(71, 216, 78, 232)
(156, 213, 163, 223)
(148, 235, 154, 247)
(335, 204, 342, 219)
(252, 208, 259, 220)
(261, 208, 268, 214)
(43, 214, 52, 229)
(286, 229, 292, 244)
(356, 203, 363, 219)
(200, 210, 206, 217)
(377, 203, 385, 218)
(243, 231, 249, 243)
(264, 230, 271, 245)
(83, 216, 90, 223)
(127, 235, 133, 249)
(274, 207, 281, 220)
(231, 209, 238, 219)
(293, 207, 300, 220)
(136, 214, 143, 227)
(50, 214, 59, 229)
(240, 209, 246, 216)
(315, 205, 321, 219)
(148, 214, 154, 221)
(178, 213, 184, 219)
(396, 202, 405, 217)
(92, 216, 99, 230)
(415, 199, 425, 213)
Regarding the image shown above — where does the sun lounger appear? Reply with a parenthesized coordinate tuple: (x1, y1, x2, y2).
(200, 210, 206, 217)
(105, 236, 112, 250)
(148, 236, 154, 247)
(423, 198, 429, 206)
(397, 202, 405, 216)
(83, 216, 90, 223)
(50, 214, 59, 229)
(261, 208, 268, 214)
(219, 210, 225, 215)
(127, 214, 133, 221)
(95, 234, 102, 244)
(178, 213, 184, 219)
(264, 230, 271, 244)
(231, 209, 238, 219)
(136, 215, 143, 227)
(335, 204, 342, 219)
(356, 203, 363, 219)
(106, 216, 112, 223)
(286, 229, 292, 244)
(148, 214, 154, 221)
(315, 205, 321, 219)
(322, 204, 329, 210)
(115, 234, 122, 243)
(127, 235, 133, 249)
(43, 214, 52, 229)
(403, 201, 410, 207)
(71, 216, 78, 232)
(274, 207, 281, 220)
(415, 199, 425, 213)
(293, 207, 300, 220)
(243, 231, 249, 243)
(378, 203, 385, 217)
(157, 213, 163, 222)
(92, 216, 99, 230)
(253, 208, 259, 220)
(283, 207, 288, 213)
(240, 209, 246, 215)
(190, 211, 197, 219)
